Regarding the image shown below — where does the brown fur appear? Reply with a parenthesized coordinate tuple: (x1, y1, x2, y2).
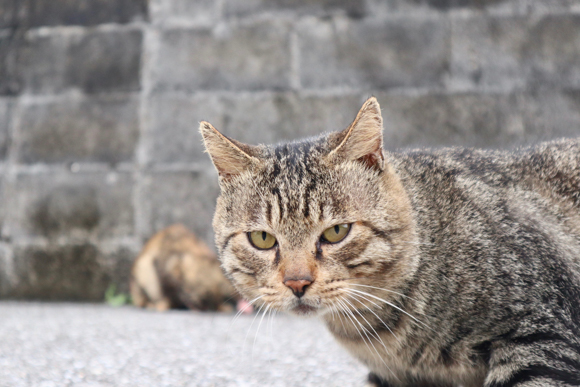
(130, 224, 237, 312)
(200, 98, 580, 386)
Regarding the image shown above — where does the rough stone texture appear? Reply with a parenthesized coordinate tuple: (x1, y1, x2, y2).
(452, 14, 580, 90)
(1, 0, 580, 300)
(366, 0, 577, 14)
(139, 170, 220, 246)
(10, 243, 111, 300)
(18, 29, 142, 95)
(106, 246, 136, 293)
(298, 17, 450, 89)
(409, 0, 508, 9)
(0, 98, 12, 160)
(146, 92, 361, 164)
(223, 0, 367, 18)
(377, 90, 580, 150)
(65, 29, 143, 94)
(0, 0, 22, 30)
(0, 245, 12, 295)
(153, 21, 292, 92)
(18, 94, 139, 164)
(3, 171, 134, 241)
(6, 243, 136, 300)
(0, 31, 21, 96)
(0, 178, 6, 240)
(0, 0, 148, 29)
(149, 0, 217, 25)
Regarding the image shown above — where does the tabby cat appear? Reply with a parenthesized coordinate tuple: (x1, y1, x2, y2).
(200, 97, 580, 386)
(130, 224, 238, 312)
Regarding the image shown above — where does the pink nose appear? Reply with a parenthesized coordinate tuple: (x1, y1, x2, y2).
(284, 279, 312, 298)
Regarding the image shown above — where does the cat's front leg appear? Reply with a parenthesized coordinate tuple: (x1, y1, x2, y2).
(367, 372, 392, 387)
(366, 372, 443, 387)
(484, 342, 580, 387)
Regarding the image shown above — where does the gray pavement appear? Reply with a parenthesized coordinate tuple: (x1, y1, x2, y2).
(0, 302, 367, 387)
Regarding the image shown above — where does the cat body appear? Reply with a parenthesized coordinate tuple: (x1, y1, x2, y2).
(330, 142, 580, 386)
(200, 98, 580, 386)
(130, 224, 237, 312)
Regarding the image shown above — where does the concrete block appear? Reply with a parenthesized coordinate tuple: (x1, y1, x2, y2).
(18, 94, 139, 164)
(268, 93, 363, 139)
(0, 244, 13, 296)
(15, 32, 68, 95)
(375, 90, 580, 151)
(19, 29, 142, 94)
(0, 176, 5, 239)
(298, 17, 450, 90)
(0, 98, 13, 160)
(10, 243, 111, 301)
(1, 0, 147, 29)
(145, 92, 362, 164)
(366, 0, 573, 14)
(153, 21, 292, 92)
(516, 90, 580, 143)
(65, 29, 142, 93)
(223, 0, 366, 18)
(0, 32, 21, 96)
(4, 171, 134, 240)
(377, 92, 519, 149)
(0, 0, 20, 29)
(149, 0, 217, 25)
(105, 245, 137, 294)
(402, 0, 507, 10)
(146, 93, 279, 164)
(451, 14, 580, 90)
(139, 170, 219, 247)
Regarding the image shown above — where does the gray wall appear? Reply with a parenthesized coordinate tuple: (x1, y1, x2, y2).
(1, 0, 580, 300)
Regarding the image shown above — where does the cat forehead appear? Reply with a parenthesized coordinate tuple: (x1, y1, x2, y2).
(266, 136, 329, 172)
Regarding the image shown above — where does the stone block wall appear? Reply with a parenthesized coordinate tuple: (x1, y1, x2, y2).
(0, 0, 579, 300)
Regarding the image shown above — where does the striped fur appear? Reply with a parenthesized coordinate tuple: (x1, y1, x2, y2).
(201, 97, 580, 386)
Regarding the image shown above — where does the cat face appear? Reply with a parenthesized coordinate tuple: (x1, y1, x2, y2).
(201, 98, 417, 317)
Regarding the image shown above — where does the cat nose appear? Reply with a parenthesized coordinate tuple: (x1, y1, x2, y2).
(284, 278, 312, 298)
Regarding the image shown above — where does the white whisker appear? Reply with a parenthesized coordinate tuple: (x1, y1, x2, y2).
(336, 298, 398, 381)
(231, 295, 264, 326)
(348, 288, 431, 330)
(340, 295, 393, 357)
(252, 303, 270, 361)
(343, 289, 402, 346)
(347, 283, 421, 303)
(225, 294, 265, 356)
(243, 303, 265, 358)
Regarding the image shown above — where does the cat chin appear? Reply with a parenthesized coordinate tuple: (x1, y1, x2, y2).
(288, 302, 320, 317)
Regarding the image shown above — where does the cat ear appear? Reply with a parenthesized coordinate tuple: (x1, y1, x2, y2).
(328, 97, 385, 170)
(199, 121, 261, 178)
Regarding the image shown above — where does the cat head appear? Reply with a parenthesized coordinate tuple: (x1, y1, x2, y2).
(200, 97, 417, 317)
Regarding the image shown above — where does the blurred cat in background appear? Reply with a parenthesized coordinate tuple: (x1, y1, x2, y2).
(130, 224, 251, 313)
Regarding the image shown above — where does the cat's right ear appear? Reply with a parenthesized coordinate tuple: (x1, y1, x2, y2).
(199, 121, 261, 179)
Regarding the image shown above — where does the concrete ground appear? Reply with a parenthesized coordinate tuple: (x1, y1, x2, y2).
(0, 302, 367, 387)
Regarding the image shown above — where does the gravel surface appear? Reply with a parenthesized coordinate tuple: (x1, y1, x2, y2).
(0, 302, 367, 386)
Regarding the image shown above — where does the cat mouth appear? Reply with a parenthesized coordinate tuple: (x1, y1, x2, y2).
(290, 301, 318, 316)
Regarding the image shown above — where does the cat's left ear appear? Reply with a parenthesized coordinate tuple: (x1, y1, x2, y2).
(327, 97, 385, 171)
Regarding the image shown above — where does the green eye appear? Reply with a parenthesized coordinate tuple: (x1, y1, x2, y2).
(321, 224, 351, 243)
(248, 231, 277, 250)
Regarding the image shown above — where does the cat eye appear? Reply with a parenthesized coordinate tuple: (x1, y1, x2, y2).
(321, 224, 351, 244)
(248, 231, 277, 250)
